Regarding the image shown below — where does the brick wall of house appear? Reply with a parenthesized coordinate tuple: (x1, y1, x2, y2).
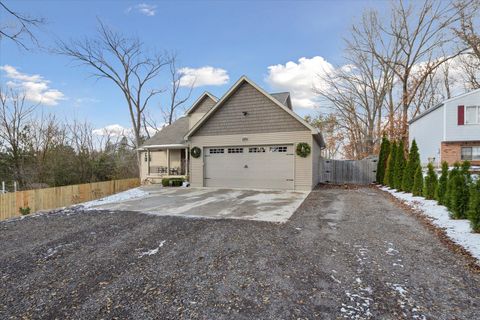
(441, 141, 480, 165)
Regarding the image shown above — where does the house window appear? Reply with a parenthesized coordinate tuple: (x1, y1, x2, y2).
(270, 146, 287, 153)
(461, 146, 480, 161)
(249, 147, 266, 153)
(465, 106, 480, 124)
(209, 148, 224, 154)
(228, 147, 243, 153)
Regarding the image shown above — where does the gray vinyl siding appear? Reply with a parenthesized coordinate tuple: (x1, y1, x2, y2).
(191, 96, 216, 114)
(193, 82, 306, 136)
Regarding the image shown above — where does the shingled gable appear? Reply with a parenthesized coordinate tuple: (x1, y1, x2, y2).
(184, 76, 318, 139)
(185, 92, 218, 115)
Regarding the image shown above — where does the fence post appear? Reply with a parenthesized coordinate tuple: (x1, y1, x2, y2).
(14, 181, 17, 192)
(2, 181, 4, 193)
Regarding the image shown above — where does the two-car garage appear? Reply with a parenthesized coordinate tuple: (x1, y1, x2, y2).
(203, 145, 295, 190)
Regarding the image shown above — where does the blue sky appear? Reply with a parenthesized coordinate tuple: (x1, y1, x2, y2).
(0, 0, 388, 132)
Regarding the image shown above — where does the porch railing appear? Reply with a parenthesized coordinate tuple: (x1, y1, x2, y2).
(149, 165, 186, 176)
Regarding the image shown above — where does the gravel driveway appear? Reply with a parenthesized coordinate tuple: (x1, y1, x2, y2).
(1, 186, 479, 319)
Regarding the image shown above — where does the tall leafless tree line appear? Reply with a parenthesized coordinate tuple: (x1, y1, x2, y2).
(0, 88, 138, 190)
(315, 0, 479, 159)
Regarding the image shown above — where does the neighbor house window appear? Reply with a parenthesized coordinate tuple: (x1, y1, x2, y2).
(270, 146, 287, 153)
(228, 147, 243, 153)
(461, 146, 480, 161)
(465, 106, 480, 124)
(209, 148, 224, 154)
(249, 147, 266, 153)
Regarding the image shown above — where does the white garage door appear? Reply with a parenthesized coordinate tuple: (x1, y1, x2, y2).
(204, 145, 294, 190)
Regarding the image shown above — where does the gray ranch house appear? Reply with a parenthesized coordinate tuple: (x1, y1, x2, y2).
(138, 76, 325, 191)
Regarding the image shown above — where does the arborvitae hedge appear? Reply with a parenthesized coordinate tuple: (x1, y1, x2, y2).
(412, 165, 423, 196)
(376, 136, 390, 184)
(423, 162, 438, 200)
(384, 141, 397, 187)
(393, 140, 406, 190)
(435, 161, 449, 205)
(449, 161, 471, 219)
(401, 139, 420, 193)
(445, 163, 460, 210)
(467, 178, 480, 232)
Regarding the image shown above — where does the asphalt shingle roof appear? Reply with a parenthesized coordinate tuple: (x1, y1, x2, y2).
(141, 116, 189, 147)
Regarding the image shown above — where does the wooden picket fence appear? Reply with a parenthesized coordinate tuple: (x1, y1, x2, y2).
(319, 157, 378, 185)
(0, 178, 140, 221)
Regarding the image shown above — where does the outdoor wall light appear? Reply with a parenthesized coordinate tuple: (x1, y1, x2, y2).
(242, 111, 248, 116)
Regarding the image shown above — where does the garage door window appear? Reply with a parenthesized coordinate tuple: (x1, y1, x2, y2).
(270, 146, 287, 153)
(249, 147, 266, 153)
(228, 147, 244, 153)
(209, 148, 224, 154)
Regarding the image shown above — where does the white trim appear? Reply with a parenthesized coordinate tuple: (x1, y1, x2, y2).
(139, 144, 186, 150)
(184, 92, 218, 115)
(184, 76, 319, 139)
(441, 88, 480, 105)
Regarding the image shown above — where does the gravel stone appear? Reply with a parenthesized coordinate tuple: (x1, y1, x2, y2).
(0, 186, 479, 319)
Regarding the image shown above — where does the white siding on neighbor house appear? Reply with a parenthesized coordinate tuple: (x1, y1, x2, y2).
(409, 106, 444, 165)
(188, 131, 315, 191)
(444, 91, 480, 141)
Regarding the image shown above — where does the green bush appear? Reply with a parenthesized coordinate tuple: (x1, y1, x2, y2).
(423, 162, 438, 200)
(161, 178, 185, 187)
(412, 165, 423, 196)
(435, 161, 449, 205)
(384, 141, 397, 187)
(467, 178, 480, 232)
(448, 161, 471, 219)
(401, 139, 420, 193)
(19, 207, 31, 215)
(445, 163, 459, 210)
(376, 136, 390, 184)
(393, 140, 406, 190)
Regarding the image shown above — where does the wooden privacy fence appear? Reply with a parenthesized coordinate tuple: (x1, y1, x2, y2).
(319, 157, 378, 185)
(0, 178, 140, 221)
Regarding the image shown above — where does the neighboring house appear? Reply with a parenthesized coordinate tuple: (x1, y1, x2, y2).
(409, 88, 480, 166)
(138, 76, 326, 191)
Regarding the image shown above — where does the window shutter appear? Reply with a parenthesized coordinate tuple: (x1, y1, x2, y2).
(457, 105, 464, 125)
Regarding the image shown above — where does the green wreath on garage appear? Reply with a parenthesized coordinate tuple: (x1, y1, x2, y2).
(296, 142, 311, 158)
(190, 146, 202, 158)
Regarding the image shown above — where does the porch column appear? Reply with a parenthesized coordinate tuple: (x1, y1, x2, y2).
(185, 147, 189, 177)
(167, 149, 170, 176)
(147, 149, 150, 175)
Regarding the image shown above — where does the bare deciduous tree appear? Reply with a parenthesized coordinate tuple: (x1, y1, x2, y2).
(0, 1, 44, 50)
(56, 20, 169, 165)
(162, 53, 194, 125)
(0, 88, 36, 185)
(372, 0, 471, 145)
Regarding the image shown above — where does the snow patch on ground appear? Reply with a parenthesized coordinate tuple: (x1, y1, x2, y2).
(81, 187, 150, 209)
(380, 186, 480, 262)
(138, 240, 166, 258)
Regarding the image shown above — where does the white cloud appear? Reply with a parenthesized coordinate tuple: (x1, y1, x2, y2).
(0, 65, 66, 106)
(178, 66, 229, 88)
(265, 56, 335, 109)
(93, 124, 131, 137)
(126, 3, 157, 16)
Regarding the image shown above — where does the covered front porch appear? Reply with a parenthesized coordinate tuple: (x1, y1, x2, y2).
(143, 145, 190, 181)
